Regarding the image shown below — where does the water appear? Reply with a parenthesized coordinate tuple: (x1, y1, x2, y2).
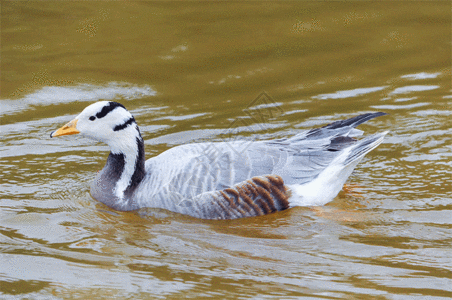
(1, 2, 451, 299)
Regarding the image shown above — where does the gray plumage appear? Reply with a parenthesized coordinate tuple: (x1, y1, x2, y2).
(51, 101, 388, 219)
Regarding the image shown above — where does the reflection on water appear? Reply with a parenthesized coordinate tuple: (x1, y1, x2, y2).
(0, 82, 156, 118)
(1, 1, 451, 299)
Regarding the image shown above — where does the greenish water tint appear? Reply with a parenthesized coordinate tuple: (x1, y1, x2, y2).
(1, 2, 451, 299)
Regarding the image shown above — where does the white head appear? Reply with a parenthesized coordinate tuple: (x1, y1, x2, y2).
(51, 101, 141, 154)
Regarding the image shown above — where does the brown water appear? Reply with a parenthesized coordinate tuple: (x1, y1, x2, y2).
(1, 2, 451, 299)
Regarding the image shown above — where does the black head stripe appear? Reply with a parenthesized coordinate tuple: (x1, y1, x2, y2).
(96, 102, 126, 119)
(114, 117, 136, 131)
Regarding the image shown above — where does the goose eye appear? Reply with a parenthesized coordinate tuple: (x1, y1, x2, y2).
(89, 116, 96, 121)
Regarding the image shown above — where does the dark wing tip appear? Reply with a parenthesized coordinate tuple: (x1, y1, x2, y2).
(372, 111, 388, 118)
(324, 112, 388, 129)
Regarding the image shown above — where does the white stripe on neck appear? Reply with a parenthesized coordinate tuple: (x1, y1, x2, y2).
(109, 126, 140, 202)
(114, 150, 138, 201)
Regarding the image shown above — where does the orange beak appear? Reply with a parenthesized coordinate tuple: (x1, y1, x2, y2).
(50, 119, 80, 138)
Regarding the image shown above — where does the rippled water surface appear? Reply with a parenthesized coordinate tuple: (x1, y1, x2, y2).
(1, 2, 451, 299)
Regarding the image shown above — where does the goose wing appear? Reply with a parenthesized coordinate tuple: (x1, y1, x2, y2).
(134, 112, 386, 218)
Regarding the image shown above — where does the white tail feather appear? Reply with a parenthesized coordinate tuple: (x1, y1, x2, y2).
(288, 131, 388, 207)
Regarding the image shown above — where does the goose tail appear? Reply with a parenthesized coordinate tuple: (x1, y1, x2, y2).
(288, 130, 388, 207)
(344, 130, 389, 165)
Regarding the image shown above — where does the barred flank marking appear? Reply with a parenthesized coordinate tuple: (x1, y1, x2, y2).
(270, 185, 289, 209)
(253, 177, 271, 190)
(216, 200, 232, 219)
(224, 190, 247, 216)
(256, 198, 272, 214)
(242, 184, 257, 202)
(216, 175, 291, 218)
(220, 190, 235, 208)
(267, 175, 284, 186)
(266, 175, 290, 210)
(233, 188, 253, 213)
(262, 189, 277, 212)
(245, 180, 259, 197)
(221, 190, 246, 216)
(239, 185, 260, 212)
(255, 186, 274, 212)
(237, 186, 263, 216)
(224, 188, 239, 197)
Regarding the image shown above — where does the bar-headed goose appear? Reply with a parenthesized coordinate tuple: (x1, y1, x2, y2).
(51, 101, 388, 219)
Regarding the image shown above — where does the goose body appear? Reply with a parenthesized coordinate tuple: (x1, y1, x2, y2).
(51, 101, 388, 219)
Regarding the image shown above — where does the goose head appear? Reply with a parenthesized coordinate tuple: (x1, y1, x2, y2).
(51, 101, 146, 210)
(51, 101, 142, 154)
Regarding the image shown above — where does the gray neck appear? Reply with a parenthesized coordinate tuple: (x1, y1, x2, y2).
(90, 137, 145, 211)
